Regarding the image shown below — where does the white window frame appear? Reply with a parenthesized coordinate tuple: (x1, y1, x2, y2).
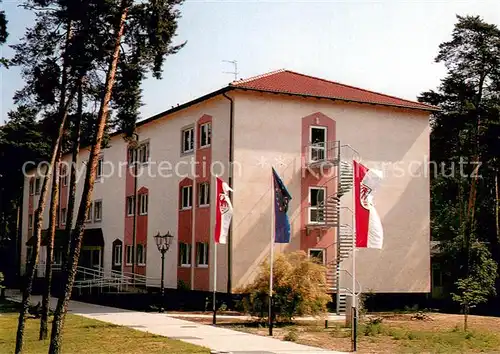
(26, 246, 33, 264)
(138, 142, 150, 164)
(128, 147, 137, 165)
(60, 208, 67, 226)
(96, 157, 104, 181)
(309, 126, 327, 163)
(196, 242, 209, 267)
(86, 202, 93, 223)
(114, 244, 123, 266)
(35, 177, 41, 195)
(308, 187, 326, 224)
(126, 196, 135, 216)
(125, 245, 133, 266)
(179, 243, 192, 267)
(29, 178, 35, 195)
(28, 214, 33, 230)
(94, 200, 102, 222)
(137, 244, 146, 266)
(181, 126, 194, 154)
(199, 122, 211, 148)
(181, 186, 192, 210)
(198, 182, 210, 207)
(54, 248, 63, 266)
(308, 248, 325, 265)
(139, 194, 148, 215)
(61, 166, 68, 187)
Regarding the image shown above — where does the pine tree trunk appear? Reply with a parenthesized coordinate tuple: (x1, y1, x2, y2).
(464, 304, 469, 331)
(48, 4, 130, 353)
(496, 173, 499, 243)
(15, 93, 76, 354)
(39, 146, 62, 340)
(63, 82, 83, 271)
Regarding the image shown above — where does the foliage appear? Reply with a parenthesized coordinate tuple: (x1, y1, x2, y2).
(237, 251, 330, 323)
(283, 328, 298, 342)
(452, 242, 497, 317)
(419, 15, 500, 313)
(0, 0, 8, 66)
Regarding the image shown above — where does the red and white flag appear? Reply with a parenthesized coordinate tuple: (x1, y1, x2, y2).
(353, 160, 384, 249)
(214, 177, 233, 244)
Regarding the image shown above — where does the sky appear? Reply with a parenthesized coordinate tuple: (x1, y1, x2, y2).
(1, 0, 500, 125)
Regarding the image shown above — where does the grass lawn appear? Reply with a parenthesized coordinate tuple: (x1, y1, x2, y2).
(0, 299, 209, 354)
(175, 312, 500, 353)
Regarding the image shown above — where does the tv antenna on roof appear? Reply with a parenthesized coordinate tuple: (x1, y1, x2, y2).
(222, 60, 239, 81)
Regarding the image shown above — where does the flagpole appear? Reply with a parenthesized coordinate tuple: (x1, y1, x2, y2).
(213, 175, 218, 325)
(269, 167, 274, 336)
(213, 241, 217, 325)
(352, 159, 357, 352)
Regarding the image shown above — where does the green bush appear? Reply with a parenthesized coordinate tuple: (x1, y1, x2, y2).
(236, 251, 330, 323)
(362, 322, 383, 336)
(283, 328, 298, 342)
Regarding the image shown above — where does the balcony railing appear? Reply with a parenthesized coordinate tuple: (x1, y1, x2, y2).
(305, 141, 340, 168)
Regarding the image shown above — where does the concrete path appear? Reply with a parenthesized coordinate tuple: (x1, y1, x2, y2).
(169, 312, 345, 322)
(7, 291, 346, 354)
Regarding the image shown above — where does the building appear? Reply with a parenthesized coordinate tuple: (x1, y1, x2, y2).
(20, 69, 437, 308)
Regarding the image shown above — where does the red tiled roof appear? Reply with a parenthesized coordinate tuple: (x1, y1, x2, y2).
(230, 69, 438, 112)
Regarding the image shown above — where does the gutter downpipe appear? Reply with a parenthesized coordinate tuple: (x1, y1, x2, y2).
(222, 91, 234, 294)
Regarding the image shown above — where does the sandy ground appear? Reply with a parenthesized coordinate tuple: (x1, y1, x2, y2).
(172, 312, 500, 353)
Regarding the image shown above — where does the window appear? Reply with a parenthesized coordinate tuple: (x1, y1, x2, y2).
(128, 147, 137, 165)
(196, 242, 209, 267)
(114, 244, 122, 266)
(96, 157, 104, 179)
(54, 248, 63, 266)
(92, 249, 101, 268)
(181, 186, 192, 209)
(308, 187, 325, 224)
(139, 194, 148, 215)
(60, 208, 67, 225)
(137, 244, 146, 265)
(61, 166, 68, 186)
(126, 196, 135, 216)
(182, 127, 194, 153)
(138, 142, 150, 164)
(432, 263, 443, 288)
(28, 214, 33, 230)
(26, 246, 33, 264)
(310, 126, 327, 162)
(29, 178, 35, 195)
(199, 122, 211, 148)
(35, 177, 41, 195)
(125, 245, 133, 265)
(308, 249, 325, 265)
(86, 202, 93, 223)
(28, 214, 33, 236)
(179, 243, 191, 267)
(198, 183, 210, 206)
(94, 200, 102, 222)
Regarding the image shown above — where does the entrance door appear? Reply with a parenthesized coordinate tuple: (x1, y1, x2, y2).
(79, 247, 102, 269)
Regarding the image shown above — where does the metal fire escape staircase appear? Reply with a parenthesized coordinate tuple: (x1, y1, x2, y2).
(305, 142, 361, 315)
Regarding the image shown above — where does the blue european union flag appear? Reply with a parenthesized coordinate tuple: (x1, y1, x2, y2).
(272, 168, 292, 243)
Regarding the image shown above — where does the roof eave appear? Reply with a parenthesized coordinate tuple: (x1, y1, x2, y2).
(230, 86, 440, 112)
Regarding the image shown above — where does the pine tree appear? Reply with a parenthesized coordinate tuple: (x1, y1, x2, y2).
(0, 0, 8, 66)
(419, 15, 500, 324)
(48, 1, 185, 352)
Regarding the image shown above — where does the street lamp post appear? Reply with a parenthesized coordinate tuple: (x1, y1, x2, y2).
(154, 231, 173, 313)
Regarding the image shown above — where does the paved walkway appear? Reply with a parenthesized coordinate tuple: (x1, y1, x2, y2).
(169, 312, 345, 322)
(7, 291, 346, 354)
